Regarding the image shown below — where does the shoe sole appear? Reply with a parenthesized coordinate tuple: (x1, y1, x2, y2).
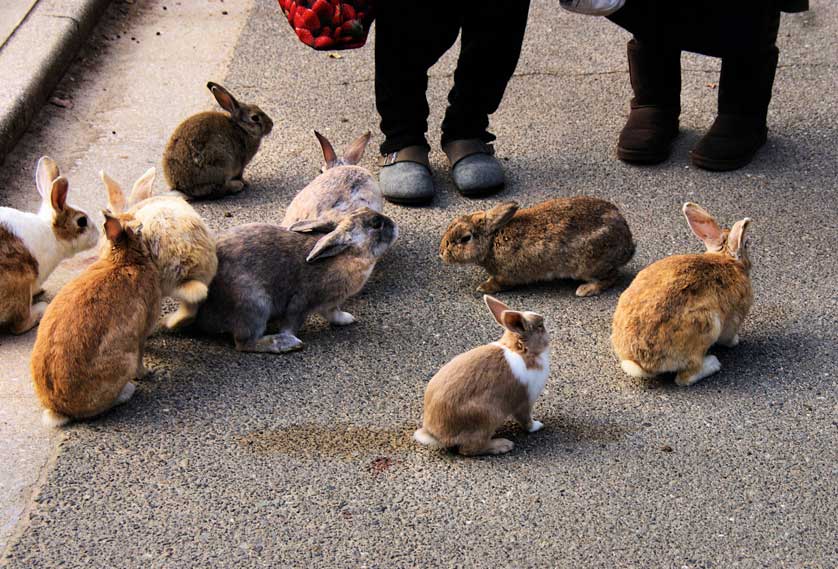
(689, 142, 766, 172)
(383, 194, 434, 206)
(616, 145, 671, 165)
(689, 129, 768, 172)
(457, 183, 505, 199)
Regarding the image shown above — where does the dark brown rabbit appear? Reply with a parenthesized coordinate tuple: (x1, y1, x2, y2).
(163, 82, 273, 200)
(440, 197, 635, 296)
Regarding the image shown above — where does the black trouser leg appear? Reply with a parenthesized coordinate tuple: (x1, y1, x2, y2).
(718, 11, 781, 122)
(374, 3, 461, 155)
(440, 0, 531, 147)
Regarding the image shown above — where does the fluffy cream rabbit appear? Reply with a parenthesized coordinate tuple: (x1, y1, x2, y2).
(103, 167, 217, 329)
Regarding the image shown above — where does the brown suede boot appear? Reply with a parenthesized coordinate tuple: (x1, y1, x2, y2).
(690, 46, 779, 171)
(617, 38, 681, 165)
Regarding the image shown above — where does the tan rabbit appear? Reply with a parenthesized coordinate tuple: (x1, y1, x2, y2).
(162, 82, 273, 200)
(31, 212, 162, 427)
(281, 130, 382, 228)
(440, 197, 635, 297)
(611, 203, 753, 386)
(0, 157, 99, 334)
(102, 167, 217, 329)
(415, 296, 550, 456)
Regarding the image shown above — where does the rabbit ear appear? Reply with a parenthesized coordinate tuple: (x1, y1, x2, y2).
(36, 156, 60, 199)
(727, 218, 752, 258)
(130, 167, 156, 204)
(342, 131, 371, 165)
(484, 295, 511, 326)
(102, 210, 124, 242)
(306, 227, 352, 262)
(100, 171, 126, 214)
(500, 310, 527, 336)
(683, 202, 724, 250)
(314, 131, 339, 169)
(484, 201, 519, 233)
(207, 82, 239, 114)
(50, 177, 69, 212)
(288, 218, 338, 234)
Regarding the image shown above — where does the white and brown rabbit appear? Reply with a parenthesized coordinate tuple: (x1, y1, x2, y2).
(163, 82, 273, 200)
(0, 157, 99, 334)
(440, 197, 635, 297)
(31, 212, 162, 427)
(415, 295, 550, 456)
(281, 130, 382, 228)
(102, 167, 217, 329)
(194, 207, 397, 353)
(612, 203, 753, 386)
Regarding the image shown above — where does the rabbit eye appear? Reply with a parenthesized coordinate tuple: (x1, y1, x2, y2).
(459, 234, 472, 244)
(77, 216, 88, 228)
(370, 217, 383, 230)
(251, 114, 261, 123)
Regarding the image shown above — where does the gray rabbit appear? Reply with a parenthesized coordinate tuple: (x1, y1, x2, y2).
(194, 208, 398, 353)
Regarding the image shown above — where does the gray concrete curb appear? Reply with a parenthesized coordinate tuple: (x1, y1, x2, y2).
(0, 0, 113, 165)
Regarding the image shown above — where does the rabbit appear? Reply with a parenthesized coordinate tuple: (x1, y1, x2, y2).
(611, 202, 753, 387)
(31, 212, 162, 427)
(414, 295, 550, 456)
(102, 167, 218, 330)
(0, 156, 99, 334)
(162, 82, 273, 200)
(439, 197, 635, 297)
(281, 130, 382, 228)
(194, 207, 398, 353)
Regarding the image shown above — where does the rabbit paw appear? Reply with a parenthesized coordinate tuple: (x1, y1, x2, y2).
(576, 281, 606, 297)
(225, 179, 246, 194)
(323, 308, 356, 326)
(238, 333, 304, 354)
(115, 382, 136, 405)
(675, 355, 721, 386)
(487, 438, 515, 455)
(719, 333, 740, 348)
(477, 277, 504, 294)
(528, 420, 544, 433)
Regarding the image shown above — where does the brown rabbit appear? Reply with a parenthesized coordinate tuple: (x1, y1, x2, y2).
(162, 82, 273, 200)
(611, 203, 753, 386)
(415, 296, 550, 456)
(440, 197, 635, 297)
(31, 212, 162, 427)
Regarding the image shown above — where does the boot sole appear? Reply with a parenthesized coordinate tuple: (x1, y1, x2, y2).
(689, 138, 767, 172)
(616, 145, 672, 165)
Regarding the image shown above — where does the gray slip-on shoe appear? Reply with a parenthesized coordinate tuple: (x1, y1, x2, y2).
(443, 139, 505, 198)
(378, 146, 434, 205)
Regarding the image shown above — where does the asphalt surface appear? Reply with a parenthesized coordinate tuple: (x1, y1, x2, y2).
(2, 0, 837, 567)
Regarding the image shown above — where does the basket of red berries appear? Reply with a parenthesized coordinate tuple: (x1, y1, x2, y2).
(277, 0, 375, 50)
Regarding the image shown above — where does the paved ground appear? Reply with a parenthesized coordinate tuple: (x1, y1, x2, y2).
(1, 0, 837, 566)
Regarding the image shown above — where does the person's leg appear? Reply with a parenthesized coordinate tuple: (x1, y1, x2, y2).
(606, 1, 682, 164)
(690, 10, 782, 171)
(440, 0, 530, 196)
(375, 2, 461, 204)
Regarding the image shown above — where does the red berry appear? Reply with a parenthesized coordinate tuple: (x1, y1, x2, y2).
(295, 27, 314, 45)
(293, 7, 320, 31)
(311, 0, 333, 22)
(340, 19, 364, 38)
(314, 35, 335, 48)
(340, 3, 356, 23)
